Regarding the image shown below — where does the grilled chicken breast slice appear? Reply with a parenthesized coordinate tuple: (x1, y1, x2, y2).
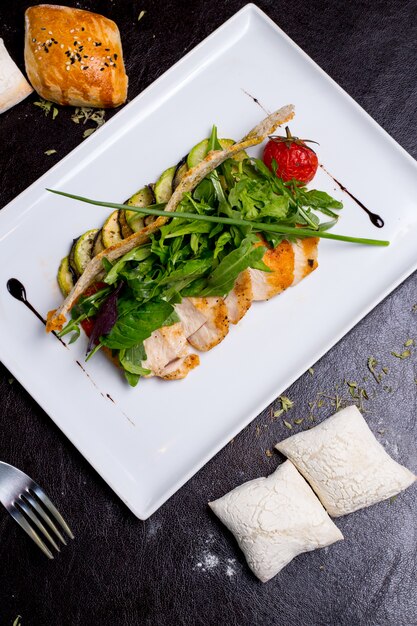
(187, 297, 229, 352)
(248, 238, 318, 301)
(142, 323, 199, 377)
(174, 298, 207, 337)
(224, 269, 253, 325)
(159, 354, 200, 380)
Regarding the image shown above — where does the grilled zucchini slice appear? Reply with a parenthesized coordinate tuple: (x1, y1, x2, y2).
(68, 236, 79, 275)
(57, 256, 76, 296)
(154, 166, 176, 203)
(71, 229, 98, 276)
(172, 157, 188, 191)
(187, 138, 247, 168)
(118, 210, 134, 238)
(92, 229, 105, 256)
(102, 211, 123, 248)
(125, 186, 155, 232)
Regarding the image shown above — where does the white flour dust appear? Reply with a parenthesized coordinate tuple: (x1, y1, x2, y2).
(195, 551, 220, 572)
(195, 548, 238, 578)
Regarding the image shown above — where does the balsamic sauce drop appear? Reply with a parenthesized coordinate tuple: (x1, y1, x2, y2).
(320, 166, 384, 228)
(7, 278, 67, 347)
(7, 278, 46, 324)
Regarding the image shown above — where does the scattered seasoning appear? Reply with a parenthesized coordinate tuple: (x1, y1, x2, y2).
(12, 617, 22, 626)
(33, 99, 59, 119)
(283, 420, 292, 429)
(265, 449, 273, 457)
(294, 418, 304, 425)
(367, 356, 381, 383)
(382, 366, 389, 374)
(383, 385, 393, 393)
(404, 339, 414, 347)
(273, 395, 293, 418)
(308, 367, 314, 376)
(138, 9, 146, 21)
(8, 377, 14, 385)
(412, 304, 417, 313)
(391, 350, 411, 359)
(44, 149, 57, 155)
(71, 107, 106, 139)
(319, 565, 325, 571)
(389, 495, 397, 505)
(378, 429, 385, 435)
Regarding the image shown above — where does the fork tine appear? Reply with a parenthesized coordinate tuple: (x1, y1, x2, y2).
(31, 486, 74, 540)
(17, 497, 60, 552)
(25, 491, 67, 546)
(9, 505, 54, 559)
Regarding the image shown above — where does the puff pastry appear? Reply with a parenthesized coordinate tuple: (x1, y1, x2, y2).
(276, 405, 416, 516)
(24, 5, 128, 108)
(209, 460, 343, 582)
(0, 38, 33, 114)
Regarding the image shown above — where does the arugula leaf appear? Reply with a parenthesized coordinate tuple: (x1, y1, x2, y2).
(201, 238, 266, 296)
(124, 370, 141, 387)
(163, 220, 212, 239)
(213, 231, 232, 258)
(104, 245, 152, 284)
(302, 190, 343, 210)
(119, 343, 151, 375)
(158, 257, 212, 287)
(101, 299, 175, 349)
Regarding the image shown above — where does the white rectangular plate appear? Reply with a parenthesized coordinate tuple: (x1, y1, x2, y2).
(1, 4, 417, 519)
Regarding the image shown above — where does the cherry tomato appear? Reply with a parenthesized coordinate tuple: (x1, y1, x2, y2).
(263, 126, 318, 184)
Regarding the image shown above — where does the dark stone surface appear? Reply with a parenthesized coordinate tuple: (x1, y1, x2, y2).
(0, 1, 416, 625)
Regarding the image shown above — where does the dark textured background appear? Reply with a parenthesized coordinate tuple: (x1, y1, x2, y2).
(1, 1, 417, 625)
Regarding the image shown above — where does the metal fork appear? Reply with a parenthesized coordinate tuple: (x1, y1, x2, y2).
(0, 461, 74, 559)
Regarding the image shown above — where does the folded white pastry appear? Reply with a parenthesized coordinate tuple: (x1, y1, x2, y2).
(209, 460, 343, 582)
(0, 38, 33, 114)
(276, 405, 416, 517)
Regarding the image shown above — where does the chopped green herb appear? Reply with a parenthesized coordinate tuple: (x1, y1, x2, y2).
(404, 338, 414, 347)
(274, 395, 294, 417)
(138, 9, 146, 21)
(13, 617, 22, 626)
(308, 367, 314, 376)
(412, 304, 417, 313)
(34, 99, 58, 119)
(367, 356, 381, 383)
(8, 377, 14, 385)
(71, 107, 106, 138)
(391, 350, 411, 359)
(283, 420, 292, 429)
(44, 149, 57, 155)
(389, 495, 397, 505)
(265, 449, 273, 457)
(382, 366, 389, 374)
(294, 418, 304, 425)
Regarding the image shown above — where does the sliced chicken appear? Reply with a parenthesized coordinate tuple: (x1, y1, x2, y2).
(224, 269, 253, 325)
(142, 323, 199, 378)
(187, 297, 229, 351)
(174, 298, 207, 337)
(291, 237, 319, 286)
(159, 354, 200, 380)
(248, 238, 319, 301)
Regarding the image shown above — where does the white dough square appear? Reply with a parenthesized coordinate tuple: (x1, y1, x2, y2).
(276, 405, 416, 517)
(209, 460, 343, 582)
